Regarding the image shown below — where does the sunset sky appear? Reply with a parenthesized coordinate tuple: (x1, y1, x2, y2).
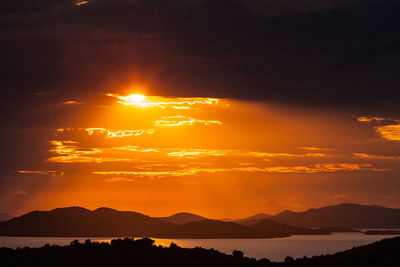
(1, 0, 399, 218)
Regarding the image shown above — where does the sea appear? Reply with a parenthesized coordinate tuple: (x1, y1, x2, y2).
(0, 232, 399, 262)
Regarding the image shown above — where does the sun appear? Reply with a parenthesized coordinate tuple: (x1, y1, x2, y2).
(125, 94, 146, 104)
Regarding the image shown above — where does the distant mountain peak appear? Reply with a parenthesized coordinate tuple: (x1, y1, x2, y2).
(93, 207, 121, 213)
(51, 206, 91, 212)
(157, 212, 207, 225)
(0, 212, 13, 221)
(275, 210, 296, 216)
(170, 212, 200, 216)
(269, 203, 400, 228)
(234, 212, 272, 226)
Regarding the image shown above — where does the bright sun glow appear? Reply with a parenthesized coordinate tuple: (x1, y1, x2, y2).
(106, 93, 220, 109)
(125, 94, 146, 103)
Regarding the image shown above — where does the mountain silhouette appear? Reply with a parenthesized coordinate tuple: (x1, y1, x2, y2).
(0, 207, 336, 238)
(156, 212, 207, 225)
(250, 219, 331, 235)
(0, 212, 12, 222)
(269, 203, 400, 228)
(0, 207, 175, 237)
(175, 220, 253, 238)
(234, 213, 272, 226)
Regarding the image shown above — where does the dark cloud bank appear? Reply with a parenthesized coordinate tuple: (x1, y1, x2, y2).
(1, 0, 400, 114)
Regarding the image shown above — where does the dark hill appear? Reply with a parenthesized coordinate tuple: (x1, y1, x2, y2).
(0, 207, 175, 237)
(0, 213, 12, 222)
(175, 220, 254, 238)
(173, 219, 332, 238)
(234, 213, 272, 226)
(0, 207, 333, 238)
(156, 212, 207, 225)
(269, 203, 400, 228)
(250, 219, 331, 236)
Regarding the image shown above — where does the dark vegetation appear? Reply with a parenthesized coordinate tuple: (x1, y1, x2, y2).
(0, 236, 399, 267)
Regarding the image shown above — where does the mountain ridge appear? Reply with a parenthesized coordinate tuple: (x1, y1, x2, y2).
(1, 203, 398, 237)
(0, 207, 333, 238)
(156, 212, 207, 225)
(269, 203, 400, 228)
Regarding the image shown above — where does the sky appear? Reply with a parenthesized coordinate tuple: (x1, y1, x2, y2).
(0, 0, 399, 218)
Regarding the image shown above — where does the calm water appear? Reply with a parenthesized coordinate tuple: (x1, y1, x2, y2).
(0, 233, 398, 262)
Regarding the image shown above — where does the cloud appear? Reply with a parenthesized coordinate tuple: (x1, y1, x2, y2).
(233, 163, 390, 173)
(357, 117, 387, 123)
(352, 153, 400, 160)
(103, 177, 136, 183)
(85, 128, 155, 138)
(298, 147, 336, 151)
(17, 170, 61, 176)
(2, 0, 400, 116)
(166, 149, 226, 158)
(154, 116, 222, 127)
(107, 94, 220, 109)
(92, 163, 389, 178)
(56, 128, 155, 140)
(15, 190, 27, 195)
(357, 116, 400, 141)
(47, 140, 133, 163)
(114, 146, 160, 153)
(376, 125, 400, 142)
(62, 100, 83, 105)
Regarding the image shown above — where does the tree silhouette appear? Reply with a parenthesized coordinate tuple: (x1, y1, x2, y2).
(232, 250, 244, 258)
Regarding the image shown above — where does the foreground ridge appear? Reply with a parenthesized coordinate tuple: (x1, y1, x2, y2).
(1, 236, 399, 267)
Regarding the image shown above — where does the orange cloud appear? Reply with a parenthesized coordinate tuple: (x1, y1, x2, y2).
(232, 163, 382, 173)
(357, 116, 386, 123)
(62, 100, 83, 105)
(47, 140, 132, 163)
(298, 147, 336, 151)
(106, 94, 220, 109)
(357, 116, 400, 141)
(167, 149, 226, 158)
(85, 128, 155, 138)
(92, 163, 389, 179)
(17, 170, 60, 176)
(56, 128, 155, 139)
(114, 146, 160, 153)
(154, 116, 222, 127)
(353, 153, 400, 160)
(375, 124, 400, 141)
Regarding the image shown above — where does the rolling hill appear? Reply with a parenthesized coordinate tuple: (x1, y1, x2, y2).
(0, 207, 175, 237)
(0, 213, 12, 222)
(0, 207, 334, 238)
(156, 212, 207, 225)
(234, 213, 272, 226)
(269, 203, 400, 228)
